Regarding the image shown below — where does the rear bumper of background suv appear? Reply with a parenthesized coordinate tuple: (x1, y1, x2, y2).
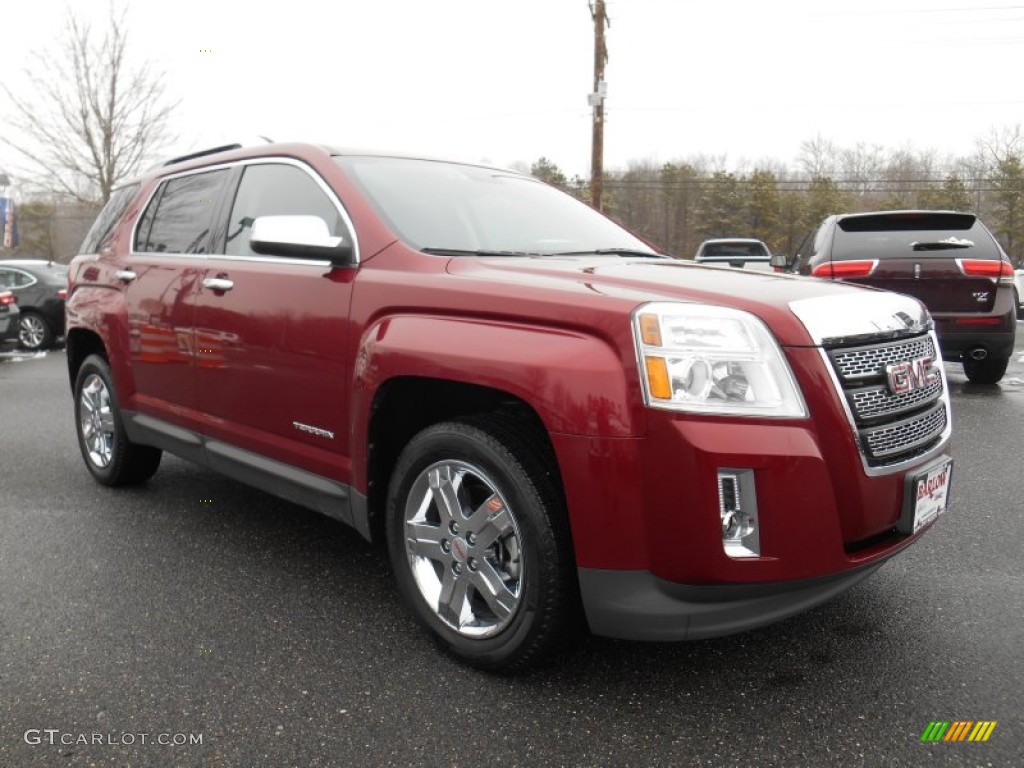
(932, 314, 1016, 361)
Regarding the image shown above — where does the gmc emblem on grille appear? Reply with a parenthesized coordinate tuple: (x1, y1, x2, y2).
(885, 356, 937, 394)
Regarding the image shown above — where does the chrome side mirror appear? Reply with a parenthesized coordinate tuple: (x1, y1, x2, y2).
(249, 215, 355, 266)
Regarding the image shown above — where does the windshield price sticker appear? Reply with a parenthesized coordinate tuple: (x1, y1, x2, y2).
(913, 459, 952, 533)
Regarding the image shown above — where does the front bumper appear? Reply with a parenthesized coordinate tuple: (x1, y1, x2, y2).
(579, 559, 886, 641)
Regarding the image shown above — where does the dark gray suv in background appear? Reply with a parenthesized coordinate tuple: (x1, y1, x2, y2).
(785, 211, 1017, 384)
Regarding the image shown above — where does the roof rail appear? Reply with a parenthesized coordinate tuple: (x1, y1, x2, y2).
(162, 143, 244, 167)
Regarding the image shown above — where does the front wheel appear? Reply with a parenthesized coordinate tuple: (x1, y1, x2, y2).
(386, 416, 577, 672)
(74, 354, 162, 485)
(962, 354, 1009, 385)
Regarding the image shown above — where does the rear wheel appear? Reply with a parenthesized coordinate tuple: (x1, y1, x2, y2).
(74, 354, 162, 485)
(19, 312, 53, 351)
(962, 354, 1009, 385)
(386, 415, 577, 672)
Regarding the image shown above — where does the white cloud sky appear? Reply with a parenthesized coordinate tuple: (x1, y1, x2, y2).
(2, 0, 1023, 183)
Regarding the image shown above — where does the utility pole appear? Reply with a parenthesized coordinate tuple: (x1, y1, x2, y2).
(589, 0, 608, 211)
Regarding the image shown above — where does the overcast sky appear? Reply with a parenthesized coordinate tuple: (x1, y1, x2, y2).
(2, 0, 1024, 183)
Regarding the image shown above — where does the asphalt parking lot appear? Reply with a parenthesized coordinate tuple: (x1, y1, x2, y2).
(1, 339, 1022, 768)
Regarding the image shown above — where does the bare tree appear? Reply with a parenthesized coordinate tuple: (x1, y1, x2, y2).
(797, 135, 840, 179)
(1, 4, 176, 204)
(977, 124, 1024, 166)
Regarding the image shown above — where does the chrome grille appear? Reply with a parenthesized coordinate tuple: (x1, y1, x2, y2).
(831, 336, 935, 382)
(861, 403, 947, 460)
(848, 376, 944, 421)
(824, 332, 949, 469)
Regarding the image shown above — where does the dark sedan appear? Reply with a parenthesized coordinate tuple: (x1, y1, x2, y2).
(0, 260, 68, 350)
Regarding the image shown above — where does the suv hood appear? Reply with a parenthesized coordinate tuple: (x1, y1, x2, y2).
(445, 256, 930, 347)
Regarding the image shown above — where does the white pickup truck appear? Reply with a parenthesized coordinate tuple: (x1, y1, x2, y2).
(694, 238, 774, 271)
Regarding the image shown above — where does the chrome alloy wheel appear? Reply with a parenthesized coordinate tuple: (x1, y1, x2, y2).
(403, 460, 524, 638)
(19, 314, 46, 349)
(79, 374, 116, 468)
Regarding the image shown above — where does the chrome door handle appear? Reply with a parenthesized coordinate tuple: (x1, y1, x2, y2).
(203, 277, 234, 292)
(115, 270, 137, 283)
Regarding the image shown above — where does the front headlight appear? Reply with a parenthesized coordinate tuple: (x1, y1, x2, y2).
(632, 302, 807, 418)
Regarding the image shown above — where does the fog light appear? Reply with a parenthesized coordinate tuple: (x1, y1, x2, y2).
(718, 469, 760, 558)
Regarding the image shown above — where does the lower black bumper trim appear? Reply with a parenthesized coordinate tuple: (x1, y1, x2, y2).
(578, 560, 888, 641)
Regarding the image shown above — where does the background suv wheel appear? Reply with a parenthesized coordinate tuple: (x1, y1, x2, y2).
(963, 354, 1009, 385)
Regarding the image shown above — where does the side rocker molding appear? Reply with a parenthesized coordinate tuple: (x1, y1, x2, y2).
(123, 411, 365, 534)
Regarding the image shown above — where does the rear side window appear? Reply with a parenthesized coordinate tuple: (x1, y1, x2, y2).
(224, 163, 346, 257)
(793, 222, 831, 274)
(833, 213, 1001, 261)
(0, 268, 35, 288)
(135, 170, 229, 254)
(79, 184, 139, 254)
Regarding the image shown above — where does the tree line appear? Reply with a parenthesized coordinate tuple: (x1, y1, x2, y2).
(530, 129, 1024, 265)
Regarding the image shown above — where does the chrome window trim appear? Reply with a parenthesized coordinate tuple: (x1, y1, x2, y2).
(129, 156, 360, 266)
(199, 253, 333, 268)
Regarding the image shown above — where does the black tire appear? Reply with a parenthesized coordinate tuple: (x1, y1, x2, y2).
(385, 414, 578, 672)
(18, 311, 54, 351)
(73, 354, 162, 485)
(962, 354, 1009, 385)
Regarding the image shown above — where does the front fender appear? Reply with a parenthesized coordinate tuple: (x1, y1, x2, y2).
(350, 314, 645, 489)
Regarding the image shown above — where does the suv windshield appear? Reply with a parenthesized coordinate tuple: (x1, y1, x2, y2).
(334, 156, 656, 256)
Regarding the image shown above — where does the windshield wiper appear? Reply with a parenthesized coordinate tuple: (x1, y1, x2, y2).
(420, 247, 543, 257)
(911, 237, 974, 251)
(548, 248, 667, 258)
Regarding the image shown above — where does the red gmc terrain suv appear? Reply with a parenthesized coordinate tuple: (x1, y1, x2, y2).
(67, 143, 954, 670)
